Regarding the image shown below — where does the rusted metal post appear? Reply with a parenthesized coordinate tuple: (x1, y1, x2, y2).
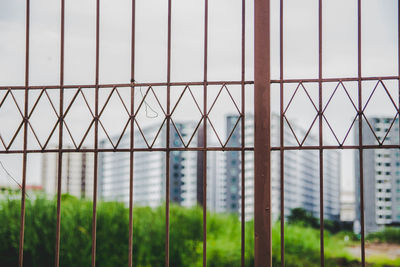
(91, 0, 100, 266)
(166, 0, 172, 265)
(54, 2, 65, 265)
(318, 0, 325, 266)
(128, 0, 135, 266)
(254, 0, 271, 266)
(203, 0, 208, 266)
(18, 1, 30, 266)
(197, 125, 204, 206)
(357, 0, 366, 265)
(279, 0, 284, 265)
(240, 0, 246, 265)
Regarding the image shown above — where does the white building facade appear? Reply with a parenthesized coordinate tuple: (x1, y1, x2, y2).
(99, 122, 213, 208)
(98, 114, 341, 222)
(41, 149, 94, 198)
(355, 117, 400, 233)
(226, 114, 341, 221)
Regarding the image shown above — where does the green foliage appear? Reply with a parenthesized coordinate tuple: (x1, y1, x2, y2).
(0, 196, 206, 267)
(205, 213, 253, 267)
(367, 227, 400, 244)
(287, 207, 347, 234)
(271, 223, 356, 267)
(0, 196, 396, 266)
(287, 207, 319, 228)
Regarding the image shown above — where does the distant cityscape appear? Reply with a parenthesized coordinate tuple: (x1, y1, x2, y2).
(40, 114, 340, 221)
(5, 115, 399, 233)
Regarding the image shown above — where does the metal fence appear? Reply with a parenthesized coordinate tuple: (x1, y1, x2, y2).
(0, 0, 398, 266)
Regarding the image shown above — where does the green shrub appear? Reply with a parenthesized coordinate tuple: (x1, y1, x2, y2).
(367, 227, 400, 244)
(0, 195, 383, 267)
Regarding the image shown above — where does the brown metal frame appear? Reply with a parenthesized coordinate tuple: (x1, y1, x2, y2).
(2, 0, 397, 266)
(272, 0, 392, 266)
(8, 1, 249, 266)
(254, 0, 271, 266)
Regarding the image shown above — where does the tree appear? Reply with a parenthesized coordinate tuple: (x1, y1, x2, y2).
(287, 208, 319, 229)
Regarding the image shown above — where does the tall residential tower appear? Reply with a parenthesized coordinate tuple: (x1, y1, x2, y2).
(226, 114, 341, 221)
(355, 117, 400, 233)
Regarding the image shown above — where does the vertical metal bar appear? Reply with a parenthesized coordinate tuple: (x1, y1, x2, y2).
(128, 0, 136, 266)
(398, 0, 400, 145)
(82, 153, 86, 198)
(318, 0, 325, 266)
(203, 0, 208, 265)
(240, 0, 246, 266)
(166, 0, 172, 266)
(279, 0, 284, 266)
(66, 155, 70, 193)
(18, 0, 30, 266)
(55, 0, 65, 266)
(92, 0, 100, 266)
(254, 0, 271, 266)
(357, 0, 366, 265)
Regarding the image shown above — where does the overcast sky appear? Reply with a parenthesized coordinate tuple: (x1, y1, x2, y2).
(0, 0, 398, 196)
